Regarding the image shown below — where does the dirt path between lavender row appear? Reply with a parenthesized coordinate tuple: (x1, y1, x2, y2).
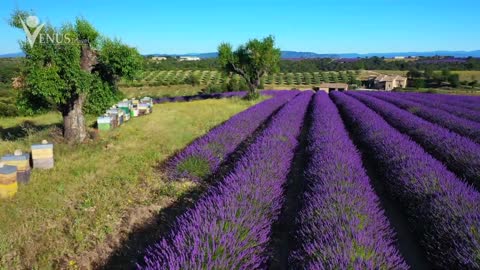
(267, 97, 313, 269)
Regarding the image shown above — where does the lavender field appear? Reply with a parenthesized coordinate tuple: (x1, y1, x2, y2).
(137, 90, 480, 269)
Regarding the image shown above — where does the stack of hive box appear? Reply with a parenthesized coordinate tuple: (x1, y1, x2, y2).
(109, 107, 126, 126)
(106, 108, 120, 128)
(139, 97, 153, 115)
(117, 108, 126, 125)
(97, 115, 114, 131)
(31, 140, 54, 169)
(0, 162, 18, 199)
(1, 150, 31, 184)
(131, 98, 140, 117)
(117, 100, 132, 122)
(95, 96, 154, 131)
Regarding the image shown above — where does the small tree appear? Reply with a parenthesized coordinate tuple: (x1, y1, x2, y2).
(448, 73, 460, 88)
(10, 10, 142, 143)
(184, 74, 201, 86)
(218, 35, 281, 99)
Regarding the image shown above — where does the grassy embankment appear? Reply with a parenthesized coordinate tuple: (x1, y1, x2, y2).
(0, 97, 260, 269)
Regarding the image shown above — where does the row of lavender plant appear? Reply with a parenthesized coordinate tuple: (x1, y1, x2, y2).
(331, 91, 480, 269)
(405, 92, 480, 112)
(394, 92, 480, 123)
(363, 91, 480, 144)
(166, 90, 298, 181)
(347, 91, 480, 190)
(291, 91, 407, 269)
(138, 91, 313, 269)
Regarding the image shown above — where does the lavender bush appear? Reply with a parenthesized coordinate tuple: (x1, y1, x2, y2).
(291, 91, 407, 269)
(397, 92, 480, 123)
(139, 91, 312, 269)
(331, 91, 480, 269)
(167, 90, 298, 181)
(405, 92, 480, 112)
(348, 91, 480, 190)
(422, 94, 480, 111)
(364, 91, 480, 144)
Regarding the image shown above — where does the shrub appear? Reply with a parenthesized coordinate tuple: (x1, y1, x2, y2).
(201, 84, 225, 94)
(0, 102, 19, 116)
(183, 74, 201, 86)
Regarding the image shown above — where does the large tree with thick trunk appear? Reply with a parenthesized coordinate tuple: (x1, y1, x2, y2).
(218, 35, 281, 99)
(10, 11, 142, 143)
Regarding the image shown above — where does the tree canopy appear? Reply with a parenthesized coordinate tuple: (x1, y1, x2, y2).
(10, 10, 142, 142)
(218, 35, 281, 98)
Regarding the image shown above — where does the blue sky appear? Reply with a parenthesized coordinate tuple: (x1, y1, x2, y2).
(0, 0, 478, 54)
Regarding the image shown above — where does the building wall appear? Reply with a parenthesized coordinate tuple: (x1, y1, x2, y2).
(318, 87, 329, 93)
(318, 87, 348, 93)
(393, 78, 407, 88)
(385, 82, 393, 91)
(373, 77, 407, 91)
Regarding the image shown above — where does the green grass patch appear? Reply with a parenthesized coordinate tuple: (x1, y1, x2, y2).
(177, 155, 211, 179)
(452, 70, 480, 81)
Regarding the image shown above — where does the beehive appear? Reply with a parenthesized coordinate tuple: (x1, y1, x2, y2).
(31, 140, 54, 169)
(138, 103, 151, 115)
(131, 108, 139, 117)
(140, 97, 153, 113)
(140, 97, 153, 107)
(117, 109, 126, 125)
(1, 150, 31, 184)
(108, 108, 126, 126)
(117, 101, 132, 121)
(130, 99, 139, 117)
(106, 109, 121, 128)
(97, 116, 113, 131)
(0, 163, 18, 199)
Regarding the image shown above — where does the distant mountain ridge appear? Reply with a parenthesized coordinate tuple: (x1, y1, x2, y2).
(147, 50, 480, 59)
(3, 50, 480, 59)
(0, 52, 25, 58)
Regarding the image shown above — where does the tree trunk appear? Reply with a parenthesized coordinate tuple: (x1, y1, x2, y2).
(247, 81, 256, 93)
(245, 78, 260, 100)
(63, 94, 87, 143)
(61, 45, 97, 143)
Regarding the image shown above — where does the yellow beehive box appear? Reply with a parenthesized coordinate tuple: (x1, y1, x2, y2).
(0, 163, 18, 199)
(1, 153, 30, 171)
(31, 149, 53, 159)
(1, 150, 31, 184)
(31, 140, 54, 160)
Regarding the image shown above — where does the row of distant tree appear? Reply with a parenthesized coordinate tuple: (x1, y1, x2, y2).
(407, 69, 478, 89)
(4, 55, 478, 88)
(145, 57, 480, 73)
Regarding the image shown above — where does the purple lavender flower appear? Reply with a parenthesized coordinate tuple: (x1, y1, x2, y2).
(291, 91, 407, 269)
(166, 91, 298, 181)
(331, 91, 480, 269)
(138, 91, 313, 269)
(380, 91, 480, 123)
(347, 91, 480, 190)
(362, 91, 480, 144)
